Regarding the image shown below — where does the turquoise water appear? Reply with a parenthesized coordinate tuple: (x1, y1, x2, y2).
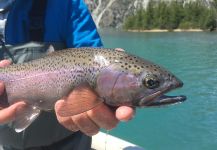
(99, 30, 217, 150)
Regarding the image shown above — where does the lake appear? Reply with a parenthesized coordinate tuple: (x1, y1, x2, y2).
(99, 30, 217, 150)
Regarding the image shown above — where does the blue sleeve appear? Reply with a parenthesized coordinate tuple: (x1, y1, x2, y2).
(5, 0, 32, 44)
(65, 0, 103, 48)
(5, 0, 103, 48)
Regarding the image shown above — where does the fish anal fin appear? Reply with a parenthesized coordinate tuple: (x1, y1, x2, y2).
(56, 83, 103, 117)
(11, 105, 41, 132)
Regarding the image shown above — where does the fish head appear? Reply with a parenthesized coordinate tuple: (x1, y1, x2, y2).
(96, 53, 186, 107)
(132, 62, 186, 107)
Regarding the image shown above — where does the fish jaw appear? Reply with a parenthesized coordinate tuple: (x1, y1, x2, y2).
(95, 60, 187, 107)
(145, 95, 187, 107)
(136, 77, 186, 107)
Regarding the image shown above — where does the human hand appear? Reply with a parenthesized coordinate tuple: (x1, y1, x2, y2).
(55, 85, 135, 136)
(0, 60, 26, 124)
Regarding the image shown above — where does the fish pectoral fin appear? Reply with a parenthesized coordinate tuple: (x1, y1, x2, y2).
(11, 105, 41, 133)
(56, 83, 103, 117)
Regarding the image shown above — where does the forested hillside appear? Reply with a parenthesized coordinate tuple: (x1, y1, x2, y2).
(123, 0, 217, 31)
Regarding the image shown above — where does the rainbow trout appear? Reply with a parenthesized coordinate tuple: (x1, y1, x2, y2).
(0, 47, 186, 132)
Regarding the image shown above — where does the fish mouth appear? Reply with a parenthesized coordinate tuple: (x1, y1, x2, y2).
(139, 82, 186, 107)
(145, 95, 187, 107)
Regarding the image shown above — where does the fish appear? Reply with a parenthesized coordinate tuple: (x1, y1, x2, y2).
(0, 47, 186, 132)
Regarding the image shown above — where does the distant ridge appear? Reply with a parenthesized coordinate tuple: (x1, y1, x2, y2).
(85, 0, 215, 28)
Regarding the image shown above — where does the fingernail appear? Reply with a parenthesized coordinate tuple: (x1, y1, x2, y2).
(69, 125, 79, 132)
(16, 102, 26, 112)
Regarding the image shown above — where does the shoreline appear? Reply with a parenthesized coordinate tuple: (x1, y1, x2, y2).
(127, 29, 207, 32)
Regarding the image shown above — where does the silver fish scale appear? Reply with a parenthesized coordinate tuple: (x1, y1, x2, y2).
(0, 47, 186, 133)
(0, 49, 113, 105)
(0, 47, 166, 109)
(0, 47, 169, 84)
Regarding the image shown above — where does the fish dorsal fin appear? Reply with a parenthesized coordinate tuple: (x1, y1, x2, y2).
(115, 48, 125, 52)
(46, 45, 55, 54)
(11, 105, 41, 132)
(56, 83, 103, 117)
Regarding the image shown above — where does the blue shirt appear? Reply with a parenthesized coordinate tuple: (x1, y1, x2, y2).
(0, 0, 102, 149)
(5, 0, 103, 48)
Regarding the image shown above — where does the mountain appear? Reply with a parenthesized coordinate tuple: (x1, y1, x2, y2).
(85, 0, 147, 28)
(84, 0, 215, 28)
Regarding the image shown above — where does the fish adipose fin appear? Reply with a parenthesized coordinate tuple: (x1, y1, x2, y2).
(46, 45, 55, 54)
(56, 83, 103, 117)
(11, 105, 41, 132)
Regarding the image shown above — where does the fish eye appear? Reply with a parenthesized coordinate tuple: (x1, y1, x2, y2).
(143, 75, 160, 89)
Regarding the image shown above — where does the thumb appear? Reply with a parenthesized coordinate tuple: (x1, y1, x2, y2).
(54, 99, 66, 114)
(0, 60, 12, 68)
(0, 102, 26, 124)
(115, 106, 135, 122)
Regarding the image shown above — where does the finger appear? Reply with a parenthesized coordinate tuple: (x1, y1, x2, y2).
(115, 106, 135, 122)
(0, 81, 5, 95)
(0, 60, 11, 68)
(87, 103, 118, 130)
(55, 100, 79, 132)
(0, 102, 26, 123)
(55, 84, 102, 117)
(72, 112, 100, 136)
(56, 115, 79, 132)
